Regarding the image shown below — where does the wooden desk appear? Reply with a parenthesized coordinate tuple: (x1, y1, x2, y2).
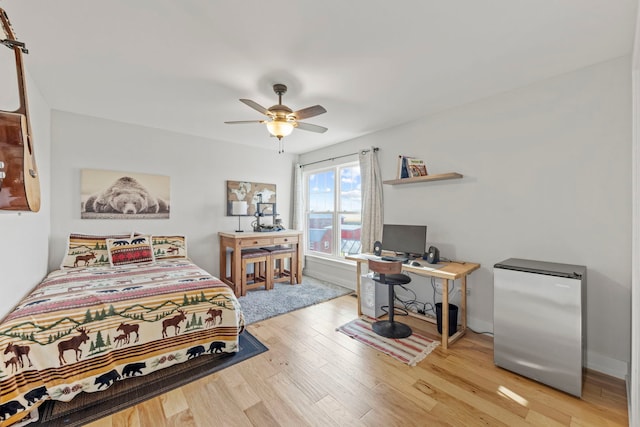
(219, 230, 303, 297)
(346, 254, 480, 349)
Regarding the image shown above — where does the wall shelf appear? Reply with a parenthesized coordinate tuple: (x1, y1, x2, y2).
(383, 172, 463, 185)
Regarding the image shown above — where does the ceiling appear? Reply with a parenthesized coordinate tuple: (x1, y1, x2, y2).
(0, 0, 637, 154)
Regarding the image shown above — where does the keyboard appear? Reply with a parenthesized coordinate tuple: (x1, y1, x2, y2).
(381, 255, 409, 263)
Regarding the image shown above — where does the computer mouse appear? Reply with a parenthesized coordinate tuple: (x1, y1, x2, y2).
(411, 261, 421, 267)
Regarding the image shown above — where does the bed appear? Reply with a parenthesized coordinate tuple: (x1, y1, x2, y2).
(0, 234, 244, 426)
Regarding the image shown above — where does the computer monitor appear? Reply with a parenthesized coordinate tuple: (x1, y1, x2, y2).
(382, 224, 427, 258)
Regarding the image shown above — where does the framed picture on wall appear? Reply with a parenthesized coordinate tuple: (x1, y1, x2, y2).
(81, 169, 170, 219)
(226, 180, 276, 217)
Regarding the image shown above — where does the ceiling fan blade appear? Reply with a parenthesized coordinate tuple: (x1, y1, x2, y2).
(224, 120, 266, 124)
(292, 105, 327, 120)
(239, 99, 271, 116)
(296, 121, 328, 133)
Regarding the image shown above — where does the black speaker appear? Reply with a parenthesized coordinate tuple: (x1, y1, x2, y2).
(373, 241, 382, 256)
(424, 246, 440, 264)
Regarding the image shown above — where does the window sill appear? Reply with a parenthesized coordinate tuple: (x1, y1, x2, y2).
(305, 253, 357, 267)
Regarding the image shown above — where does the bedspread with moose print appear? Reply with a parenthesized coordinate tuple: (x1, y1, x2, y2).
(0, 259, 244, 426)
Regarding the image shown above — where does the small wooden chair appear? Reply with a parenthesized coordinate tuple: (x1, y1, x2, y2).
(367, 259, 412, 338)
(261, 245, 296, 284)
(239, 248, 273, 296)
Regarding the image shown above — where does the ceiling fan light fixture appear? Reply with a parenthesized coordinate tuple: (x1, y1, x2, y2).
(266, 119, 294, 140)
(226, 83, 326, 150)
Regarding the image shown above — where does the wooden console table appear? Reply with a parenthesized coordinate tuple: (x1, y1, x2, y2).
(346, 254, 480, 349)
(219, 230, 303, 297)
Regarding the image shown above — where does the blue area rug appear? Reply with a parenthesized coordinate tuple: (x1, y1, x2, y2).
(239, 275, 353, 324)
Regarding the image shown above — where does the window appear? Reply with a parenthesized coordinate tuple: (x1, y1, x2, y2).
(305, 162, 362, 258)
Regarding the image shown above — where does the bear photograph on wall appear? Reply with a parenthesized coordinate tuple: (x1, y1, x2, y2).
(81, 169, 170, 219)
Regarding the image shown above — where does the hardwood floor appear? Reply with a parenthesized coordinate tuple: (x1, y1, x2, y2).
(87, 295, 628, 426)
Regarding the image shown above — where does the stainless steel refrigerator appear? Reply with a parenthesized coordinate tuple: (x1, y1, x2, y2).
(493, 258, 586, 397)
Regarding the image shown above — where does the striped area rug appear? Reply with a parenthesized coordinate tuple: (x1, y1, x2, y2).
(336, 316, 439, 366)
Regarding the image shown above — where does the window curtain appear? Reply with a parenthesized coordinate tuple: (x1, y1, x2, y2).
(359, 148, 383, 253)
(292, 163, 305, 267)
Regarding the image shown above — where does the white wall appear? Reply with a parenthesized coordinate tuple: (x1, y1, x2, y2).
(49, 111, 296, 276)
(301, 56, 632, 378)
(0, 72, 51, 320)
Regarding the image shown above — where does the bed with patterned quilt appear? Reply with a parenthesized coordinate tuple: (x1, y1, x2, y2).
(0, 233, 244, 426)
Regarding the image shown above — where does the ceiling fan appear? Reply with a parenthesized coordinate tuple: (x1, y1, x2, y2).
(225, 83, 327, 153)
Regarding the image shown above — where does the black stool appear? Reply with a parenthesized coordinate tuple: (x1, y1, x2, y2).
(368, 259, 412, 339)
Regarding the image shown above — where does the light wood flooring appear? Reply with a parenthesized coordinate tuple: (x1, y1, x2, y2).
(87, 295, 628, 426)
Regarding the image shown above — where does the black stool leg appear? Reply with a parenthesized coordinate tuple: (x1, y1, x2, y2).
(388, 283, 395, 323)
(372, 284, 412, 339)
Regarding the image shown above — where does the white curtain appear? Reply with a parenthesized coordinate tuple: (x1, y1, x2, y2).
(292, 163, 305, 267)
(359, 148, 383, 253)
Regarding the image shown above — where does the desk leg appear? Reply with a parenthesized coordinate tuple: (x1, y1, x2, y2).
(355, 262, 362, 317)
(295, 242, 303, 284)
(461, 276, 467, 332)
(232, 242, 241, 297)
(442, 278, 449, 349)
(291, 246, 298, 284)
(219, 240, 226, 282)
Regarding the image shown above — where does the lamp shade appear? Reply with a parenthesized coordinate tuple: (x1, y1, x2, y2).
(231, 200, 248, 216)
(266, 119, 294, 139)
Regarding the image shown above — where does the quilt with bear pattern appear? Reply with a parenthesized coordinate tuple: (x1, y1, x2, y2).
(0, 259, 244, 426)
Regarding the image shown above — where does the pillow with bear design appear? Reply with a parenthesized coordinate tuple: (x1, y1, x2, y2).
(106, 235, 155, 267)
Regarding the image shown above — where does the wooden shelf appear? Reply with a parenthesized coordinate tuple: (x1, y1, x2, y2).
(383, 172, 463, 185)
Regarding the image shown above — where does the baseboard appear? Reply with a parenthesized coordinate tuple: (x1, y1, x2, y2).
(466, 316, 494, 336)
(584, 350, 628, 379)
(626, 373, 631, 422)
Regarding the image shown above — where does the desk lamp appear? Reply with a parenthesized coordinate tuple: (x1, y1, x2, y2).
(231, 201, 248, 232)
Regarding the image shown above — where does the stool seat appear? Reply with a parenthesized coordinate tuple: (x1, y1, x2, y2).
(242, 248, 270, 258)
(368, 259, 412, 339)
(261, 245, 295, 254)
(373, 273, 411, 286)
